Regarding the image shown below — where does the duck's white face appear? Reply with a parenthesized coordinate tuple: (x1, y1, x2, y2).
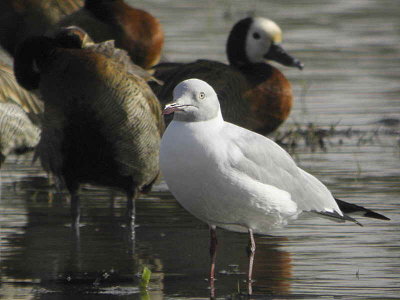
(245, 18, 282, 64)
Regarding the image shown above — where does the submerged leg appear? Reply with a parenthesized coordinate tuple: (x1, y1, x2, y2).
(127, 188, 138, 226)
(0, 154, 5, 167)
(209, 225, 218, 299)
(66, 179, 80, 229)
(70, 190, 80, 230)
(246, 228, 256, 295)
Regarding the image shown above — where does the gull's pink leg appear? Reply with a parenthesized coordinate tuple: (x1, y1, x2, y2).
(247, 228, 256, 295)
(209, 225, 217, 299)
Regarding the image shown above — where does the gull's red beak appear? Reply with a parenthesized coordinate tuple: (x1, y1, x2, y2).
(162, 103, 194, 115)
(163, 103, 181, 115)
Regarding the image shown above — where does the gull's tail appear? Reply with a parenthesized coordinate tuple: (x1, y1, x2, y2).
(314, 210, 363, 227)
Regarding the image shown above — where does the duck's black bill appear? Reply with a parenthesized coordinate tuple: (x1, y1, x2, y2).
(264, 43, 304, 70)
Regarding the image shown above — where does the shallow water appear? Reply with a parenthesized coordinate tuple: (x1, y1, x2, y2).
(1, 0, 400, 299)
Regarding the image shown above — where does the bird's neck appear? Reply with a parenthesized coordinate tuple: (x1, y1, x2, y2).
(171, 111, 224, 133)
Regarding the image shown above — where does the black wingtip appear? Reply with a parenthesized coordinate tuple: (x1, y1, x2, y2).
(363, 210, 391, 221)
(335, 198, 390, 221)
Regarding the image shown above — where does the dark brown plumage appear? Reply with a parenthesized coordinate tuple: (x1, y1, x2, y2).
(0, 0, 82, 56)
(52, 0, 164, 69)
(14, 31, 164, 226)
(53, 26, 163, 85)
(152, 17, 303, 135)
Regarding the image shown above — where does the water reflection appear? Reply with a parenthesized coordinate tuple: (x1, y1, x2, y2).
(2, 183, 133, 275)
(1, 172, 295, 298)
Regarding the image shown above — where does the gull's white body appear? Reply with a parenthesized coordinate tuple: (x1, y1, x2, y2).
(160, 105, 343, 234)
(160, 79, 387, 297)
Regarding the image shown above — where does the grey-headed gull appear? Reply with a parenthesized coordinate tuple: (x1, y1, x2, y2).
(160, 78, 389, 296)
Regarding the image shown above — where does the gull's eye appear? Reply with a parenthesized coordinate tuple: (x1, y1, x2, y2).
(253, 32, 261, 40)
(198, 92, 206, 100)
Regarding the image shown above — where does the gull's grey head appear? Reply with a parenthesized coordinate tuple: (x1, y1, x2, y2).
(163, 79, 221, 122)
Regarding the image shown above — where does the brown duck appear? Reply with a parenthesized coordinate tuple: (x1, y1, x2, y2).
(152, 17, 303, 135)
(14, 28, 164, 226)
(0, 0, 82, 56)
(52, 26, 162, 84)
(53, 0, 164, 69)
